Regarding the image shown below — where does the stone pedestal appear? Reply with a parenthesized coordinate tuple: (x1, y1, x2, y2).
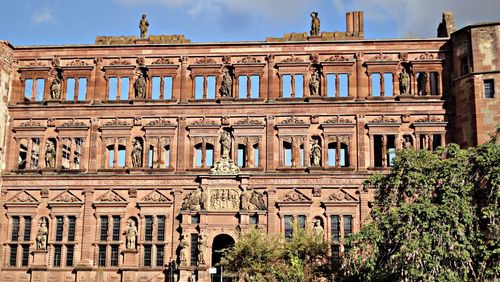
(134, 38, 149, 45)
(218, 96, 234, 104)
(197, 265, 209, 282)
(31, 249, 48, 270)
(179, 266, 193, 282)
(308, 35, 323, 41)
(122, 249, 138, 268)
(398, 94, 414, 101)
(307, 166, 323, 173)
(306, 95, 322, 102)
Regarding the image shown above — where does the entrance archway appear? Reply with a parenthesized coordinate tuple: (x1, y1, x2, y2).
(211, 234, 235, 282)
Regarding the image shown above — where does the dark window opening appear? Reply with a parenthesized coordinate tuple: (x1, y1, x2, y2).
(484, 79, 494, 98)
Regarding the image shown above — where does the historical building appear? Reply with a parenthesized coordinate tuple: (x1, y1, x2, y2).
(0, 11, 498, 282)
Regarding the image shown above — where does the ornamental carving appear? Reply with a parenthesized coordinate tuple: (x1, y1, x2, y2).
(10, 191, 37, 203)
(152, 57, 174, 65)
(181, 188, 207, 211)
(109, 58, 131, 66)
(51, 190, 81, 203)
(324, 116, 352, 124)
(136, 57, 145, 66)
(328, 189, 357, 202)
(96, 190, 125, 202)
(370, 116, 398, 123)
(325, 55, 350, 62)
(223, 55, 231, 64)
(141, 190, 170, 203)
(19, 120, 42, 127)
(283, 190, 310, 202)
(235, 117, 263, 125)
(237, 56, 261, 64)
(191, 117, 217, 126)
(415, 115, 442, 123)
(67, 59, 89, 66)
(61, 119, 87, 127)
(28, 60, 44, 66)
(416, 52, 436, 60)
(280, 116, 305, 125)
(281, 55, 304, 63)
(371, 53, 393, 61)
(147, 118, 172, 126)
(103, 118, 130, 127)
(208, 188, 240, 211)
(240, 188, 267, 210)
(195, 57, 217, 64)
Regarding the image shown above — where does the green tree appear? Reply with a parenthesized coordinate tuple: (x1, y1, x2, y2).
(339, 133, 499, 281)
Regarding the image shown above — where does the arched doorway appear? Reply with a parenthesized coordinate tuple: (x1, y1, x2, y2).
(211, 234, 235, 282)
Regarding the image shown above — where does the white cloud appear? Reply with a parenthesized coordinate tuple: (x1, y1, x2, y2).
(32, 8, 54, 24)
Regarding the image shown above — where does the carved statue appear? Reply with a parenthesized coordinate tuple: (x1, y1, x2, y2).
(36, 219, 48, 250)
(124, 220, 138, 249)
(181, 188, 207, 211)
(310, 12, 320, 36)
(240, 187, 251, 210)
(197, 234, 206, 265)
(220, 130, 231, 159)
(399, 68, 410, 95)
(313, 220, 324, 241)
(249, 189, 266, 210)
(310, 139, 321, 167)
(132, 140, 142, 167)
(219, 69, 232, 97)
(309, 69, 320, 96)
(139, 14, 149, 39)
(50, 76, 61, 99)
(134, 73, 146, 98)
(45, 140, 56, 168)
(179, 234, 189, 266)
(403, 136, 413, 149)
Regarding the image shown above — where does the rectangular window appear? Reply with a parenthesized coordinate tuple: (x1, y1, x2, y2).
(108, 77, 118, 100)
(249, 214, 259, 225)
(66, 245, 74, 267)
(190, 234, 198, 266)
(35, 78, 45, 101)
(24, 79, 34, 100)
(100, 216, 108, 241)
(157, 216, 165, 241)
(460, 57, 469, 76)
(282, 75, 292, 98)
(108, 147, 115, 168)
(326, 74, 336, 97)
(118, 147, 126, 167)
(207, 76, 216, 99)
(53, 245, 62, 267)
(194, 76, 204, 99)
(68, 216, 76, 241)
(98, 245, 107, 267)
(55, 216, 64, 242)
(339, 74, 349, 97)
(371, 73, 381, 96)
(152, 76, 161, 99)
(120, 77, 129, 100)
(297, 215, 306, 229)
(74, 138, 83, 169)
(485, 79, 494, 98)
(332, 245, 340, 259)
(145, 216, 153, 242)
(250, 75, 260, 98)
(164, 76, 173, 99)
(328, 146, 336, 166)
(295, 74, 304, 98)
(331, 215, 340, 241)
(284, 215, 293, 239)
(195, 147, 203, 167)
(110, 245, 119, 266)
(237, 145, 246, 167)
(253, 145, 259, 167)
(144, 245, 152, 267)
(239, 76, 248, 98)
(191, 214, 200, 224)
(62, 142, 71, 169)
(112, 216, 120, 241)
(156, 245, 165, 267)
(23, 216, 32, 241)
(11, 216, 20, 241)
(383, 73, 393, 96)
(343, 215, 353, 236)
(66, 78, 76, 100)
(283, 143, 292, 167)
(148, 146, 154, 168)
(78, 78, 87, 100)
(31, 138, 40, 169)
(430, 72, 439, 95)
(206, 147, 214, 167)
(164, 145, 170, 167)
(21, 245, 29, 266)
(9, 245, 17, 267)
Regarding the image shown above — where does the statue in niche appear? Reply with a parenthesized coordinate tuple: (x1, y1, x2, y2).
(179, 234, 189, 266)
(403, 136, 413, 149)
(249, 188, 266, 210)
(310, 12, 320, 36)
(399, 68, 410, 95)
(124, 220, 138, 249)
(197, 234, 206, 265)
(45, 140, 56, 168)
(219, 69, 232, 97)
(181, 188, 206, 211)
(310, 139, 321, 167)
(309, 69, 320, 96)
(50, 76, 61, 99)
(131, 140, 143, 167)
(220, 130, 231, 159)
(139, 14, 149, 39)
(134, 73, 146, 98)
(240, 187, 251, 210)
(313, 220, 324, 241)
(36, 219, 48, 250)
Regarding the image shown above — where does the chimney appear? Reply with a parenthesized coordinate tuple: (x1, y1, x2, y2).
(346, 11, 364, 36)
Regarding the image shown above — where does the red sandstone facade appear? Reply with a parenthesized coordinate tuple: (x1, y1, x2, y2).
(0, 13, 498, 282)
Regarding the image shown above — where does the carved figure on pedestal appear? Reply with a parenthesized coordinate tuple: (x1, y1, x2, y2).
(134, 73, 146, 98)
(132, 140, 143, 167)
(310, 12, 320, 36)
(249, 188, 266, 210)
(45, 140, 56, 168)
(36, 219, 48, 250)
(221, 130, 231, 158)
(313, 220, 324, 241)
(310, 139, 321, 167)
(399, 68, 410, 95)
(219, 69, 232, 97)
(403, 136, 413, 149)
(197, 234, 206, 265)
(139, 14, 149, 39)
(309, 69, 320, 96)
(181, 188, 206, 211)
(240, 187, 251, 210)
(124, 220, 138, 249)
(179, 234, 189, 266)
(50, 76, 61, 99)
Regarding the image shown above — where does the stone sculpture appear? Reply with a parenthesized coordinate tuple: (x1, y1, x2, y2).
(36, 219, 48, 250)
(219, 69, 232, 97)
(399, 68, 410, 95)
(240, 187, 251, 210)
(310, 139, 321, 167)
(45, 140, 56, 168)
(313, 220, 324, 241)
(139, 14, 149, 39)
(179, 234, 189, 266)
(50, 76, 61, 99)
(403, 136, 413, 149)
(310, 12, 320, 36)
(249, 188, 266, 210)
(181, 188, 207, 211)
(124, 220, 138, 249)
(197, 235, 206, 265)
(309, 69, 320, 96)
(134, 73, 146, 98)
(221, 130, 231, 158)
(132, 140, 142, 167)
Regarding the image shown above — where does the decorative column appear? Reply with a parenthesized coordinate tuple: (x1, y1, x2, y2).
(266, 55, 278, 101)
(381, 135, 387, 167)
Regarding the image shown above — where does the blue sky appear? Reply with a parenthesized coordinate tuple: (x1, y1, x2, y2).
(1, 0, 499, 46)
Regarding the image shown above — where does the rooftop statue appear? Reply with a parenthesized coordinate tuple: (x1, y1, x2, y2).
(310, 12, 320, 36)
(139, 14, 149, 39)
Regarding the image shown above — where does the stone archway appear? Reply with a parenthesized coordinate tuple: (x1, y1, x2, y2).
(211, 234, 235, 282)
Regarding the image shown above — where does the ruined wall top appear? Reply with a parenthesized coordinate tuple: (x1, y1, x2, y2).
(0, 41, 14, 73)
